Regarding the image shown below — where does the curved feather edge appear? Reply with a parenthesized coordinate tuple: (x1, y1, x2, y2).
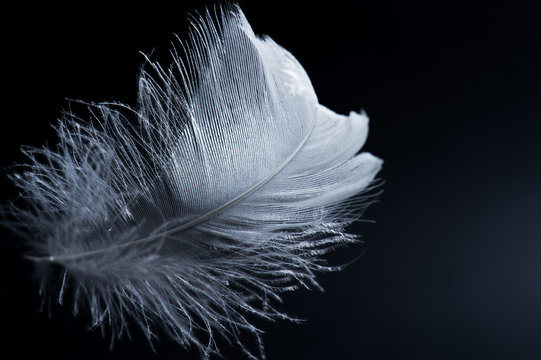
(4, 4, 382, 360)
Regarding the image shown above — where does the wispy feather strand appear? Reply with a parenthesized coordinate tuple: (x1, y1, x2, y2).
(5, 5, 382, 359)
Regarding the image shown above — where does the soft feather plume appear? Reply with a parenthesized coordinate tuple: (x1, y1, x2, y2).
(4, 5, 382, 359)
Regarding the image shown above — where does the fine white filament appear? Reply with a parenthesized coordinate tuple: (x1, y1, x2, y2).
(6, 5, 382, 359)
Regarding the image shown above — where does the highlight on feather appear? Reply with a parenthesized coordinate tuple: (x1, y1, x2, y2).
(4, 4, 382, 359)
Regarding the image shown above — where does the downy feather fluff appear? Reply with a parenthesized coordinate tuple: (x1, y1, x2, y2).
(5, 5, 382, 359)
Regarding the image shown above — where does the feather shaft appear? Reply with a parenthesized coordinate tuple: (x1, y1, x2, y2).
(29, 112, 317, 264)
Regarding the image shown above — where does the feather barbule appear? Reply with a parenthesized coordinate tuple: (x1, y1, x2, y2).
(7, 5, 382, 359)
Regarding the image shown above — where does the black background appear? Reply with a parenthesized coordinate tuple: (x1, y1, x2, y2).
(2, 1, 540, 359)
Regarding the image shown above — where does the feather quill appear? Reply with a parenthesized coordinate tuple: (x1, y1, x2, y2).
(5, 5, 382, 359)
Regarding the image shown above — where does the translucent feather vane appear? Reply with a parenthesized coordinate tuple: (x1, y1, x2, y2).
(4, 5, 382, 359)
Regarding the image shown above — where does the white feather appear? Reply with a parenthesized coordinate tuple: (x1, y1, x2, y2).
(6, 5, 382, 359)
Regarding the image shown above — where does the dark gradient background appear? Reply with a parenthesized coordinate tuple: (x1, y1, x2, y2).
(2, 1, 540, 359)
